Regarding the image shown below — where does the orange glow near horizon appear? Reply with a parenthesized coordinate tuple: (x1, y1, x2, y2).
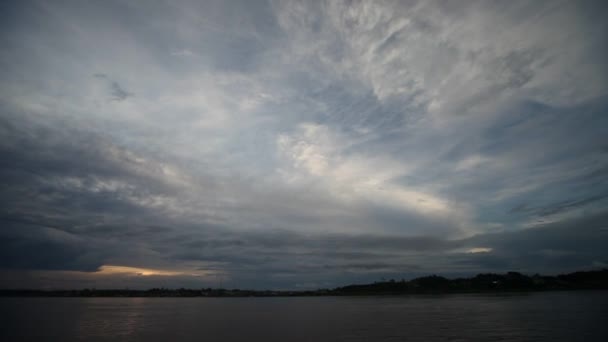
(96, 265, 188, 277)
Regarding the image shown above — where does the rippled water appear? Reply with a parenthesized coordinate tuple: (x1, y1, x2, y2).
(2, 291, 607, 341)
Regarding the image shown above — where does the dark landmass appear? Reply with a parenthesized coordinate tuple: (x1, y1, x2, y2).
(1, 269, 607, 297)
(333, 269, 608, 295)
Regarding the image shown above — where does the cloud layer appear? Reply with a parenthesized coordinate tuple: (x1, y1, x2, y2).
(1, 0, 607, 289)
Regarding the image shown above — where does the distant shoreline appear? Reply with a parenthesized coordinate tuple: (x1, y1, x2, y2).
(2, 269, 607, 298)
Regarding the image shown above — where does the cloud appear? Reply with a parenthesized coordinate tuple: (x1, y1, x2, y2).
(170, 49, 195, 57)
(466, 248, 492, 254)
(92, 74, 133, 101)
(276, 122, 473, 235)
(109, 81, 132, 101)
(510, 195, 608, 217)
(0, 0, 606, 289)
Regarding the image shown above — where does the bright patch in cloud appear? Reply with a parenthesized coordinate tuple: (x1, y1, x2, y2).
(467, 248, 493, 254)
(97, 265, 192, 277)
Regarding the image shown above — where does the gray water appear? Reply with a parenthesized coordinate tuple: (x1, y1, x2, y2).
(1, 291, 607, 341)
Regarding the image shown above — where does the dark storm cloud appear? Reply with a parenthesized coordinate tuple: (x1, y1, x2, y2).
(460, 211, 608, 273)
(158, 210, 608, 288)
(169, 231, 460, 264)
(0, 223, 99, 271)
(509, 195, 608, 217)
(0, 110, 196, 274)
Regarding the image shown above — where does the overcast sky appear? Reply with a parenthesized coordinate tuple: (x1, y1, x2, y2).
(1, 0, 607, 290)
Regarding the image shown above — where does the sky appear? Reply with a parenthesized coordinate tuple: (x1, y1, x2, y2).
(0, 0, 607, 290)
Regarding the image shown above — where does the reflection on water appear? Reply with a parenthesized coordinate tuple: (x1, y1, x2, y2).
(1, 291, 607, 341)
(75, 298, 147, 339)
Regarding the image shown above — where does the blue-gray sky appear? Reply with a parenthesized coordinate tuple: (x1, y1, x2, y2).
(1, 0, 607, 289)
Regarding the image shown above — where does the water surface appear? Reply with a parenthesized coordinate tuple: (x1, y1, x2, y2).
(2, 291, 607, 341)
